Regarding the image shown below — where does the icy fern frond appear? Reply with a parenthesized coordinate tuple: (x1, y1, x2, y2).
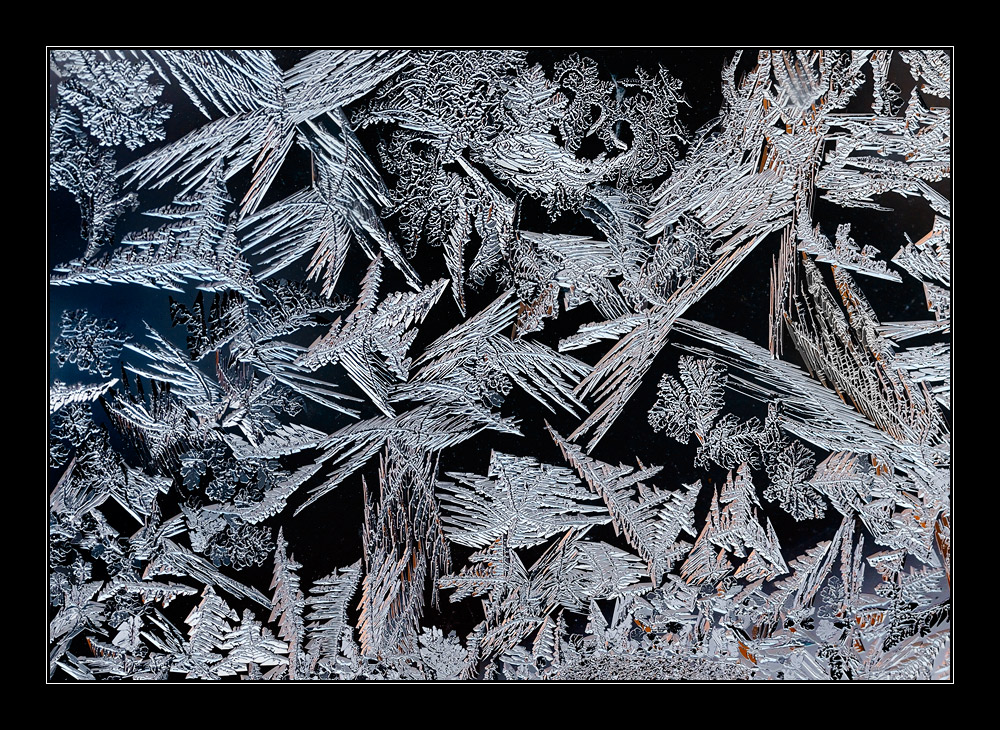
(169, 290, 248, 362)
(240, 113, 420, 292)
(892, 215, 950, 287)
(50, 579, 105, 642)
(119, 50, 404, 220)
(549, 426, 701, 585)
(203, 463, 314, 525)
(238, 182, 347, 290)
(53, 166, 261, 299)
(124, 323, 222, 421)
(892, 343, 950, 410)
(219, 609, 289, 676)
(439, 537, 524, 603)
(491, 335, 593, 415)
(49, 228, 255, 299)
(530, 613, 562, 671)
(178, 585, 239, 678)
(784, 258, 948, 448)
(100, 369, 202, 470)
(648, 355, 726, 442)
(49, 379, 118, 413)
(412, 290, 518, 370)
(710, 465, 787, 573)
(899, 565, 946, 608)
(438, 451, 609, 549)
(417, 627, 471, 680)
(561, 541, 650, 611)
(646, 52, 802, 242)
(295, 256, 447, 415)
(797, 221, 902, 282)
(99, 576, 197, 608)
(763, 518, 849, 622)
(268, 528, 307, 678)
(467, 532, 646, 657)
(357, 440, 450, 657)
(514, 232, 629, 334)
(558, 313, 648, 352)
(295, 401, 521, 515)
(144, 539, 271, 609)
(679, 529, 728, 587)
(923, 281, 950, 323)
(52, 50, 171, 150)
(165, 287, 358, 416)
(252, 279, 349, 341)
(135, 50, 285, 118)
(118, 102, 289, 220)
(899, 50, 951, 99)
(305, 560, 362, 667)
(118, 109, 280, 213)
(223, 423, 326, 460)
(400, 290, 591, 415)
(869, 629, 949, 681)
(677, 466, 785, 587)
(284, 50, 412, 125)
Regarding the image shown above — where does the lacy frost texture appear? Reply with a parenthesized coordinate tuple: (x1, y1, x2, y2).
(48, 49, 951, 681)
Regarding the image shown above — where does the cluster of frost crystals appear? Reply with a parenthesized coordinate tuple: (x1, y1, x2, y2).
(49, 49, 949, 682)
(53, 309, 130, 377)
(51, 51, 172, 151)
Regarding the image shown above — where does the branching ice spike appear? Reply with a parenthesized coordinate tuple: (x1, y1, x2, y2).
(295, 255, 447, 415)
(53, 165, 261, 299)
(305, 560, 362, 669)
(357, 440, 450, 658)
(549, 425, 701, 585)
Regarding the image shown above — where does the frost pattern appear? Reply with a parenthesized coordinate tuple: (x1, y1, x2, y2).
(49, 49, 950, 681)
(53, 309, 130, 377)
(51, 51, 171, 151)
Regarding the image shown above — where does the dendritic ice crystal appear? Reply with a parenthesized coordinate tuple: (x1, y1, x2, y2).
(48, 49, 952, 682)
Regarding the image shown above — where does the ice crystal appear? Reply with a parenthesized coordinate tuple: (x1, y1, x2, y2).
(51, 50, 171, 151)
(49, 110, 138, 258)
(439, 451, 610, 549)
(648, 355, 726, 442)
(49, 48, 951, 682)
(53, 309, 130, 377)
